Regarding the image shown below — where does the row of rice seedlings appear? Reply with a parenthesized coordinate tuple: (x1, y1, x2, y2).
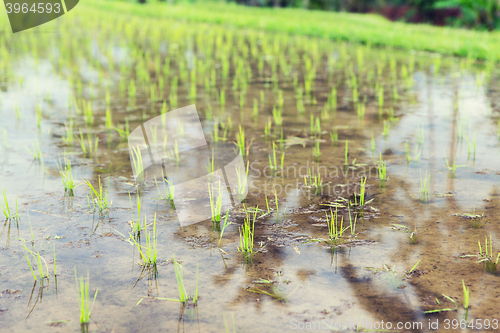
(85, 176, 112, 215)
(131, 213, 157, 267)
(238, 207, 257, 263)
(75, 268, 98, 325)
(55, 155, 76, 196)
(1, 188, 19, 220)
(419, 170, 430, 202)
(268, 142, 284, 177)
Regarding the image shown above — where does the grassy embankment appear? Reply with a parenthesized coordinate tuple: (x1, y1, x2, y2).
(81, 0, 500, 60)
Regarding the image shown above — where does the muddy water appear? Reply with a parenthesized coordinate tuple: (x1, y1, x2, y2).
(1, 8, 500, 333)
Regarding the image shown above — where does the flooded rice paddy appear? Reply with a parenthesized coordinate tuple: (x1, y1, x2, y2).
(1, 7, 500, 333)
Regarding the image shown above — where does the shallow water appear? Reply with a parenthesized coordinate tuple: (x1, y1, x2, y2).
(1, 8, 500, 333)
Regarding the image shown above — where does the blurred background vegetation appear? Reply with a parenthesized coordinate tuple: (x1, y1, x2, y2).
(132, 0, 500, 30)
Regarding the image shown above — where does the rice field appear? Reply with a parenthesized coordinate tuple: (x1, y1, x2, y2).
(2, 1, 500, 332)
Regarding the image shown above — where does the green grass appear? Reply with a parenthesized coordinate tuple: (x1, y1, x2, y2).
(81, 0, 500, 61)
(74, 268, 98, 325)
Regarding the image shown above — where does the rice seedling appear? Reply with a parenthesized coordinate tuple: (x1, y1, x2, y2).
(218, 211, 231, 246)
(85, 176, 112, 215)
(223, 313, 236, 333)
(62, 119, 74, 146)
(235, 125, 246, 157)
(477, 234, 500, 274)
(131, 213, 157, 267)
(383, 120, 390, 138)
(371, 131, 375, 152)
(114, 120, 130, 141)
(209, 180, 224, 230)
(467, 132, 477, 160)
(325, 208, 349, 245)
(356, 102, 365, 119)
(312, 140, 321, 162)
(419, 170, 430, 202)
(155, 174, 175, 208)
(235, 161, 249, 201)
(303, 169, 323, 196)
(78, 129, 99, 158)
(330, 129, 338, 146)
(404, 141, 410, 163)
(444, 153, 465, 178)
(1, 188, 19, 220)
(462, 280, 469, 310)
(359, 177, 367, 207)
(378, 155, 387, 187)
(417, 126, 424, 145)
(348, 207, 357, 236)
(272, 106, 283, 126)
(36, 104, 42, 128)
(238, 208, 257, 262)
(130, 146, 144, 179)
(14, 103, 21, 119)
(75, 268, 98, 325)
(83, 101, 94, 126)
(105, 106, 112, 130)
(26, 141, 42, 160)
(391, 224, 417, 244)
(268, 142, 284, 177)
(159, 255, 198, 306)
(247, 273, 297, 303)
(344, 140, 349, 165)
(55, 155, 76, 195)
(253, 98, 259, 118)
(22, 245, 49, 281)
